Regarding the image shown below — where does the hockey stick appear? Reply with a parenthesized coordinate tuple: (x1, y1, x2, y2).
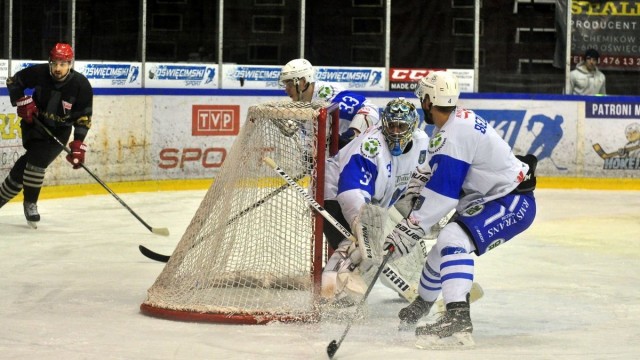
(592, 143, 640, 159)
(138, 244, 171, 262)
(327, 250, 394, 359)
(139, 170, 309, 262)
(263, 157, 356, 242)
(32, 118, 169, 236)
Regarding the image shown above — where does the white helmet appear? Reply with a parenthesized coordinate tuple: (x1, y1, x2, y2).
(414, 71, 459, 107)
(279, 58, 315, 86)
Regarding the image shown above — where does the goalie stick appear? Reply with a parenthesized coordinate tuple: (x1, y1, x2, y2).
(33, 118, 169, 236)
(139, 170, 309, 262)
(592, 143, 640, 159)
(327, 250, 394, 359)
(326, 253, 484, 357)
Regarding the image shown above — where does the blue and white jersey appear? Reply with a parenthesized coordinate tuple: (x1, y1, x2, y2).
(412, 107, 529, 231)
(313, 81, 380, 134)
(325, 126, 430, 225)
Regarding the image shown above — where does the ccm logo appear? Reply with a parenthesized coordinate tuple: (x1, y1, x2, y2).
(192, 105, 240, 136)
(389, 68, 445, 81)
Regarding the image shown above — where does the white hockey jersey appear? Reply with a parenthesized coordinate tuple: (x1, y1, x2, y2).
(312, 81, 380, 134)
(325, 126, 430, 225)
(411, 107, 529, 230)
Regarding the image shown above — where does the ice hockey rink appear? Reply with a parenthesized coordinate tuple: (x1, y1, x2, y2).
(1, 187, 639, 360)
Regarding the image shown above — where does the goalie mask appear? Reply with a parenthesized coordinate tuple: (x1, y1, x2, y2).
(49, 43, 74, 82)
(381, 98, 418, 156)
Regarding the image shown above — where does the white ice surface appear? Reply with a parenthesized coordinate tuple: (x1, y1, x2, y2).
(1, 189, 639, 360)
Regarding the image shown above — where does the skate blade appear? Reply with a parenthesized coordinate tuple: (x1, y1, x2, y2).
(415, 332, 475, 350)
(27, 221, 38, 229)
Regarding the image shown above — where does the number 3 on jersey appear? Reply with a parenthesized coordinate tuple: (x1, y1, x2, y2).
(360, 167, 372, 186)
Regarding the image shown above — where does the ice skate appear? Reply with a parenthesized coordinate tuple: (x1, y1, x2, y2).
(24, 201, 40, 229)
(398, 296, 433, 331)
(415, 300, 474, 350)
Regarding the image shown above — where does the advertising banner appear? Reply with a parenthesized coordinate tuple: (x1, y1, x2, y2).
(0, 60, 7, 84)
(571, 1, 640, 70)
(583, 100, 640, 174)
(151, 95, 278, 179)
(146, 63, 218, 88)
(460, 99, 580, 177)
(388, 68, 475, 92)
(315, 66, 385, 90)
(222, 64, 282, 89)
(10, 60, 47, 76)
(74, 61, 142, 88)
(221, 64, 386, 91)
(0, 106, 22, 173)
(2, 90, 639, 185)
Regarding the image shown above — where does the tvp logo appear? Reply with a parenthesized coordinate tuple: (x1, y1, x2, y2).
(192, 105, 240, 136)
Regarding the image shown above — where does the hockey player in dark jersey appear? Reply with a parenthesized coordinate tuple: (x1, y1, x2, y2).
(0, 43, 93, 227)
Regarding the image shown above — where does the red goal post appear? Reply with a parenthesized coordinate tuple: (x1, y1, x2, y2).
(140, 100, 340, 324)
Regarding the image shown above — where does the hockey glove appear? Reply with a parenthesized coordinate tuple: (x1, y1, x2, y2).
(66, 140, 87, 169)
(338, 128, 357, 148)
(350, 113, 372, 134)
(384, 217, 426, 260)
(394, 165, 432, 218)
(16, 96, 38, 124)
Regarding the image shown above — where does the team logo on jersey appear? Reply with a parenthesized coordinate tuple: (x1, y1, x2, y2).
(429, 132, 447, 154)
(61, 100, 72, 112)
(361, 138, 381, 158)
(462, 204, 484, 217)
(419, 150, 427, 164)
(486, 239, 505, 251)
(317, 85, 334, 99)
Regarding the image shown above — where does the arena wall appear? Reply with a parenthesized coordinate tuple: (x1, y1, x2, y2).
(1, 90, 639, 193)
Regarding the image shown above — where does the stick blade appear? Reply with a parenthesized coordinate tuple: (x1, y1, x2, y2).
(327, 340, 339, 359)
(151, 227, 170, 236)
(138, 245, 171, 263)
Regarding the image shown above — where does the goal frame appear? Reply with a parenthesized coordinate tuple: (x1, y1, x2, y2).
(140, 101, 340, 324)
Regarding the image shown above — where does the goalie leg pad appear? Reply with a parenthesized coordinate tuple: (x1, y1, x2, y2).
(322, 239, 364, 302)
(380, 264, 418, 302)
(336, 271, 367, 303)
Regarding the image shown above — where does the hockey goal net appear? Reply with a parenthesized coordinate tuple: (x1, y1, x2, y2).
(141, 100, 339, 324)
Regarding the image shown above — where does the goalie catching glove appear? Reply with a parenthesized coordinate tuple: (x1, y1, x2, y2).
(384, 217, 426, 260)
(66, 140, 87, 169)
(394, 165, 431, 218)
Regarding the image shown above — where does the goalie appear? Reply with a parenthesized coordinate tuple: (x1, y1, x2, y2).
(320, 97, 431, 306)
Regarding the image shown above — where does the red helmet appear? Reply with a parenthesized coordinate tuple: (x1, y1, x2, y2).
(49, 43, 74, 62)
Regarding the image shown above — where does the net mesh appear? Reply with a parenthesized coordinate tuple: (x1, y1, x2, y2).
(142, 100, 336, 323)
